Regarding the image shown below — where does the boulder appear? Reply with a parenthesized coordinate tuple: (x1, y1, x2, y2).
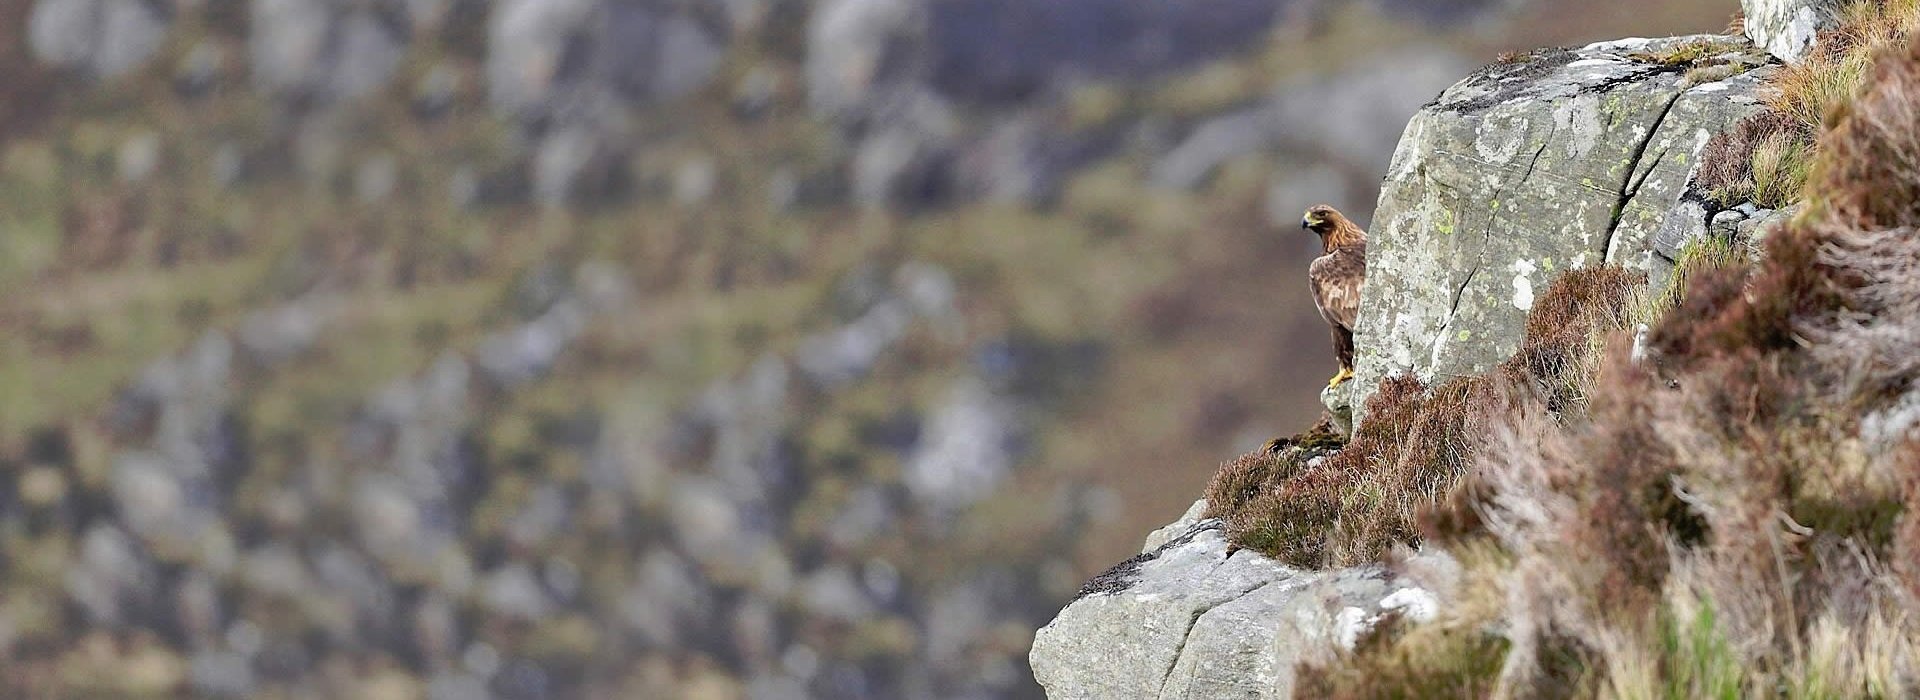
(1350, 37, 1774, 419)
(1030, 519, 1450, 698)
(1742, 0, 1844, 64)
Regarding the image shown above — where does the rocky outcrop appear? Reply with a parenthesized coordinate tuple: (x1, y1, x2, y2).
(1742, 0, 1843, 63)
(1037, 29, 1812, 698)
(1348, 36, 1775, 417)
(1029, 515, 1452, 699)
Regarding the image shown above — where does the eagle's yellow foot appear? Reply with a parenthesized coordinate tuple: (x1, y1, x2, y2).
(1326, 368, 1355, 389)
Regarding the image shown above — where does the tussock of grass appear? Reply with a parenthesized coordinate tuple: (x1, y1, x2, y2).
(1750, 129, 1815, 208)
(1698, 111, 1813, 209)
(1627, 39, 1723, 67)
(1814, 39, 1920, 231)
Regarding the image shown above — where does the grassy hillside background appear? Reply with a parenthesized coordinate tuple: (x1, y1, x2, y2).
(0, 0, 1733, 696)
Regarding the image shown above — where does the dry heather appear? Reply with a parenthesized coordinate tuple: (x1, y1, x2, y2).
(1768, 0, 1920, 135)
(1205, 268, 1642, 569)
(1692, 0, 1920, 211)
(1297, 32, 1920, 699)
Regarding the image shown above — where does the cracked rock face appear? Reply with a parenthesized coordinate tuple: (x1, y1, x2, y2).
(1742, 0, 1844, 63)
(1029, 518, 1448, 698)
(1350, 36, 1774, 420)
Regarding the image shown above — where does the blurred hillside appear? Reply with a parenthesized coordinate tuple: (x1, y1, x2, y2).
(0, 0, 1731, 697)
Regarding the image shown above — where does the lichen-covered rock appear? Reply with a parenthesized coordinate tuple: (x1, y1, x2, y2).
(1351, 37, 1773, 418)
(1742, 0, 1844, 63)
(1029, 518, 1450, 699)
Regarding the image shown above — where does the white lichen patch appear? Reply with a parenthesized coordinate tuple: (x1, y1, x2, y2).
(1555, 93, 1604, 159)
(1334, 606, 1377, 651)
(1511, 259, 1538, 311)
(1379, 587, 1440, 623)
(1584, 37, 1657, 52)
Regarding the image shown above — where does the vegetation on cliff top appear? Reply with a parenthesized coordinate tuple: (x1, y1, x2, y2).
(1284, 20, 1920, 699)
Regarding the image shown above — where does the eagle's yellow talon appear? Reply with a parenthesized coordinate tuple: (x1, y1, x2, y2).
(1327, 368, 1354, 388)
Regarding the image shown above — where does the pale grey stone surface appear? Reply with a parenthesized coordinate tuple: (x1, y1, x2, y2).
(1030, 519, 1450, 699)
(1742, 0, 1844, 63)
(1350, 37, 1773, 420)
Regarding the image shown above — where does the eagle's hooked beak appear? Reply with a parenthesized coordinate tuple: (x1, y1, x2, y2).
(1302, 215, 1320, 231)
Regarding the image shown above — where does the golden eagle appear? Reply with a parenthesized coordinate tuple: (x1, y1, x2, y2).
(1303, 205, 1368, 388)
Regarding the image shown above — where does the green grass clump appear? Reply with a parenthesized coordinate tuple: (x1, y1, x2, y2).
(1749, 129, 1814, 209)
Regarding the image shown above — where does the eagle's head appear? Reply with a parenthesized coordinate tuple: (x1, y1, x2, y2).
(1302, 205, 1365, 251)
(1302, 205, 1343, 235)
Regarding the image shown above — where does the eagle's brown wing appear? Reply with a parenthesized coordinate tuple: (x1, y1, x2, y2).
(1309, 244, 1365, 332)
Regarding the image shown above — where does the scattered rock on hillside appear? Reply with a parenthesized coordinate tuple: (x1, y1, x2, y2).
(250, 0, 409, 104)
(1151, 48, 1473, 195)
(488, 0, 726, 119)
(28, 0, 172, 79)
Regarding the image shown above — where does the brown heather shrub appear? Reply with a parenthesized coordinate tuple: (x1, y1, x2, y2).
(1207, 374, 1490, 568)
(1804, 37, 1920, 399)
(1895, 442, 1920, 600)
(1211, 268, 1642, 569)
(1817, 36, 1920, 231)
(1500, 267, 1645, 414)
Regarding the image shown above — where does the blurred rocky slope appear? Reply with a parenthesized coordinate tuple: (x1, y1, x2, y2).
(1, 0, 1729, 697)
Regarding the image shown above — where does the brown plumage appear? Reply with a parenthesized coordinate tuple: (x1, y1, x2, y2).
(1303, 204, 1367, 388)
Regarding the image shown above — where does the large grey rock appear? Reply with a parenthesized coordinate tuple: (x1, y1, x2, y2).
(1742, 0, 1844, 63)
(1030, 520, 1449, 698)
(1351, 37, 1773, 419)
